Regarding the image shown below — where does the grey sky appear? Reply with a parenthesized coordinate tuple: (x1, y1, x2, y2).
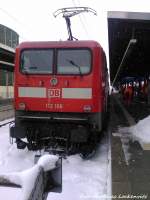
(0, 0, 150, 53)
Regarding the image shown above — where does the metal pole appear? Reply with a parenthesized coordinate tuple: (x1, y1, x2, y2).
(112, 38, 137, 87)
(65, 17, 73, 40)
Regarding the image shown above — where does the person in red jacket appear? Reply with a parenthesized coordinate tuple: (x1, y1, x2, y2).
(123, 83, 133, 106)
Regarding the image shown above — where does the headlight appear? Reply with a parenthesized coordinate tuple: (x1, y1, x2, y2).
(83, 105, 92, 112)
(18, 102, 26, 110)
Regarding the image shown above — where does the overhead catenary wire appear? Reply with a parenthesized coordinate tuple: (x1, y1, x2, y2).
(71, 0, 92, 39)
(0, 7, 23, 27)
(53, 7, 96, 41)
(0, 7, 32, 41)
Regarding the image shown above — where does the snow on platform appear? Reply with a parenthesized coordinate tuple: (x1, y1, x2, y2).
(120, 115, 150, 150)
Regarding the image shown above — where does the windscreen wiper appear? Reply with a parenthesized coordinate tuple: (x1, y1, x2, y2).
(67, 59, 82, 76)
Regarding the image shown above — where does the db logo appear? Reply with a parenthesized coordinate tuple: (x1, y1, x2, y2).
(48, 89, 61, 98)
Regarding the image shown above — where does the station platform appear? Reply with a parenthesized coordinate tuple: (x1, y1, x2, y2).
(110, 94, 150, 199)
(0, 99, 14, 121)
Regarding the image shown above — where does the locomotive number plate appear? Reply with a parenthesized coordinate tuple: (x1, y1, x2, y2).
(48, 89, 61, 98)
(46, 103, 63, 109)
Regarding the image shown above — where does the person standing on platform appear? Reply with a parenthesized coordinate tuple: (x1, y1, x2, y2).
(123, 83, 133, 106)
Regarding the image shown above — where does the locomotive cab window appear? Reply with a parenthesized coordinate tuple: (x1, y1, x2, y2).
(57, 49, 91, 75)
(20, 49, 53, 74)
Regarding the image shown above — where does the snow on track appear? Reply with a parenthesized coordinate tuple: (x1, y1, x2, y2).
(48, 138, 110, 200)
(0, 122, 111, 200)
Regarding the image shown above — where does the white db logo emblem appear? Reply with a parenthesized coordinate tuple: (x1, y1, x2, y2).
(50, 78, 58, 86)
(48, 89, 61, 98)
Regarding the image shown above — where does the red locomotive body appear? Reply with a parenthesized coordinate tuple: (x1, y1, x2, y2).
(11, 40, 109, 155)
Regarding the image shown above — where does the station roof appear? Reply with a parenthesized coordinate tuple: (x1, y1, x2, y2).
(0, 43, 15, 54)
(0, 60, 14, 71)
(108, 11, 150, 84)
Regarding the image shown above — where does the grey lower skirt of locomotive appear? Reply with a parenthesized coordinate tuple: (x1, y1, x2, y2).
(10, 110, 105, 156)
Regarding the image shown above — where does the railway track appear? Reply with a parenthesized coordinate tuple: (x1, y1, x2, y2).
(0, 104, 14, 127)
(0, 104, 14, 122)
(0, 115, 111, 200)
(0, 115, 63, 200)
(0, 119, 14, 128)
(0, 105, 13, 112)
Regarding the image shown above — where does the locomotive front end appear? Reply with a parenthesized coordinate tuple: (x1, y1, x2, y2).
(10, 41, 108, 155)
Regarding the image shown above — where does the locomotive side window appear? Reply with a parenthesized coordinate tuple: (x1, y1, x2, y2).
(57, 49, 91, 75)
(20, 49, 53, 74)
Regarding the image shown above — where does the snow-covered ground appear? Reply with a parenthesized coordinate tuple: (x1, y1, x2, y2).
(128, 115, 150, 145)
(119, 115, 150, 148)
(113, 115, 150, 165)
(0, 119, 111, 200)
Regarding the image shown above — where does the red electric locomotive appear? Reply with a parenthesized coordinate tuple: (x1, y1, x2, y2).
(10, 40, 109, 156)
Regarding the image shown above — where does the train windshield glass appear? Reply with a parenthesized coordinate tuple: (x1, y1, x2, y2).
(57, 49, 91, 75)
(20, 49, 53, 74)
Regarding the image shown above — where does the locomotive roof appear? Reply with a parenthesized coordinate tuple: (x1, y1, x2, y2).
(17, 40, 103, 50)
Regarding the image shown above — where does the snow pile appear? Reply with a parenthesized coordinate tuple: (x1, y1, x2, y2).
(48, 139, 109, 200)
(119, 115, 150, 148)
(37, 154, 58, 171)
(0, 154, 58, 200)
(1, 165, 40, 200)
(129, 115, 150, 145)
